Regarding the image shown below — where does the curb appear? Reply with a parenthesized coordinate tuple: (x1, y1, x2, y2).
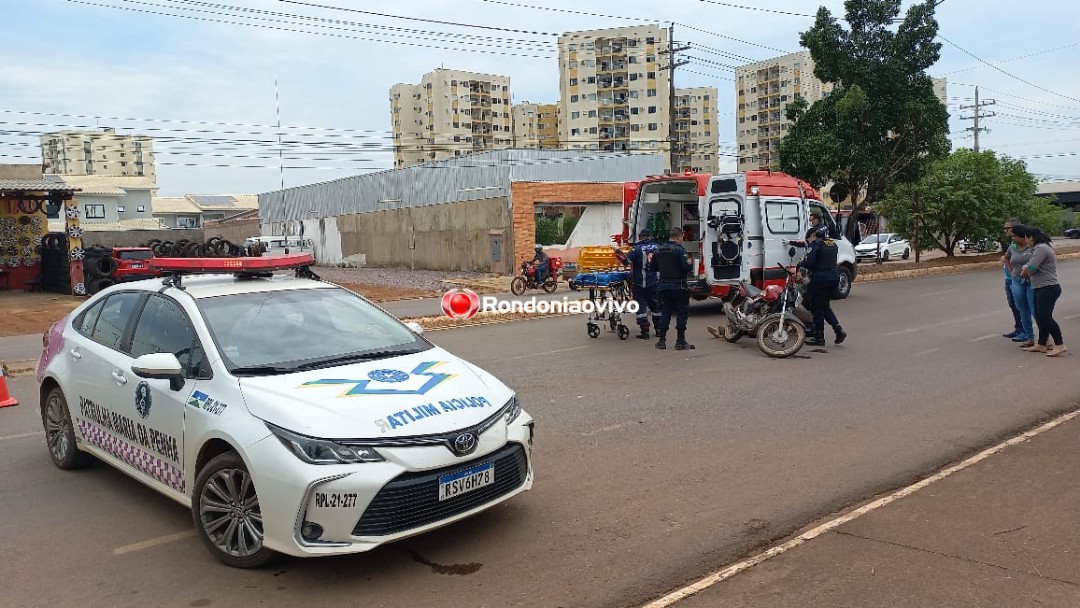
(854, 251, 1080, 284)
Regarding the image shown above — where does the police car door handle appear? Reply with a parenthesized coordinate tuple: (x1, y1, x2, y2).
(69, 348, 81, 360)
(111, 370, 128, 385)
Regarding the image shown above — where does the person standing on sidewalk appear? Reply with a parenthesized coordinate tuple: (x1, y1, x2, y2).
(1016, 226, 1068, 356)
(1001, 219, 1026, 340)
(648, 227, 695, 351)
(613, 229, 662, 339)
(1003, 225, 1036, 347)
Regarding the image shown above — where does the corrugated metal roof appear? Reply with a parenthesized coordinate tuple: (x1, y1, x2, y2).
(58, 175, 157, 195)
(152, 196, 201, 214)
(258, 149, 665, 222)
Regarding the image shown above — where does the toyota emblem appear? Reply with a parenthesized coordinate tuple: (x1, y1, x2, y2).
(453, 432, 477, 455)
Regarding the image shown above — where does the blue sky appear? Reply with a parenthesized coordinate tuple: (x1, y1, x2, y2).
(2, 0, 1078, 196)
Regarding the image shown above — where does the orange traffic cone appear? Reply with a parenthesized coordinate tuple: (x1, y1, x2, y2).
(0, 363, 18, 408)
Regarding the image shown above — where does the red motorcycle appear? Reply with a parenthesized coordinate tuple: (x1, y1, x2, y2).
(511, 257, 560, 295)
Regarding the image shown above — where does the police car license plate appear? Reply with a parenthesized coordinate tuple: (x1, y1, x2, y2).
(438, 462, 494, 501)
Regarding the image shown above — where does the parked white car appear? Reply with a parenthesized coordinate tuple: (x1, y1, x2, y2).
(36, 254, 534, 567)
(854, 233, 910, 261)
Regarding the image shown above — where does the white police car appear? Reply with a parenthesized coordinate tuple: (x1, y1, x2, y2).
(36, 254, 534, 567)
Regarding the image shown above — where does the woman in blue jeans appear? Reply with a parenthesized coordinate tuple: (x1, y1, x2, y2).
(1015, 226, 1067, 357)
(1004, 227, 1036, 346)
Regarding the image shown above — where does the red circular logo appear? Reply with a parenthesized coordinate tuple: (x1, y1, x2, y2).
(441, 289, 480, 319)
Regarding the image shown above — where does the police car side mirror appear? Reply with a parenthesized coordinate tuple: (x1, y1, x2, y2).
(131, 353, 186, 392)
(405, 321, 424, 335)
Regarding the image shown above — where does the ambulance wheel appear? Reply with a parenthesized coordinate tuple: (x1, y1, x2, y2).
(834, 266, 853, 300)
(510, 277, 527, 296)
(618, 325, 630, 340)
(542, 279, 558, 293)
(587, 323, 600, 338)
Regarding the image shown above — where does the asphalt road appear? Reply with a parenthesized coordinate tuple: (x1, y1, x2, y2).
(2, 264, 1078, 608)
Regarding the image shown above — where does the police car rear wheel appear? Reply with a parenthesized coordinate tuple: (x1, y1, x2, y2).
(44, 387, 92, 470)
(193, 452, 274, 568)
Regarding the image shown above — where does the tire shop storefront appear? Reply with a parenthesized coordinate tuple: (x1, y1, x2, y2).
(0, 175, 80, 294)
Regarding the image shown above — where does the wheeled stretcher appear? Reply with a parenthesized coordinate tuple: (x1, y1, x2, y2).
(575, 270, 633, 339)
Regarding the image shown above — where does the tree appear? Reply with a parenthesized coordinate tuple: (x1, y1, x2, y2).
(779, 0, 950, 242)
(877, 149, 1059, 256)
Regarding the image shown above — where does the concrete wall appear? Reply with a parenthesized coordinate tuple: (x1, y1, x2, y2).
(335, 197, 510, 272)
(82, 229, 204, 249)
(202, 217, 260, 244)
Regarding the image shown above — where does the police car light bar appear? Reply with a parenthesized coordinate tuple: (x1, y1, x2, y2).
(150, 253, 316, 273)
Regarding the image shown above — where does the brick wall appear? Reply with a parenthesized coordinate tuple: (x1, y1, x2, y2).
(510, 182, 625, 267)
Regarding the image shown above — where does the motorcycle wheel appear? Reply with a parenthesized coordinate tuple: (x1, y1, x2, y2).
(542, 278, 558, 293)
(510, 277, 527, 296)
(756, 315, 805, 358)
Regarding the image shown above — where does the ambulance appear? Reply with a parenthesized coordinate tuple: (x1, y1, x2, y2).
(621, 170, 858, 299)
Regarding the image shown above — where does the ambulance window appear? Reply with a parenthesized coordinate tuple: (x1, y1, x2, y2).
(710, 179, 738, 194)
(764, 200, 800, 234)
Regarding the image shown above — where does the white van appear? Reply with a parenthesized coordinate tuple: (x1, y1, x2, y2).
(243, 236, 314, 257)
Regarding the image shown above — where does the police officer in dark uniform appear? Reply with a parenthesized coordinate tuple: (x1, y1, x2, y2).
(648, 226, 695, 350)
(614, 229, 662, 339)
(797, 225, 847, 346)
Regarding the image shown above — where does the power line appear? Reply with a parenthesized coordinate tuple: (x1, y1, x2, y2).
(276, 0, 560, 36)
(938, 35, 1080, 105)
(64, 0, 557, 59)
(938, 41, 1080, 77)
(696, 0, 813, 18)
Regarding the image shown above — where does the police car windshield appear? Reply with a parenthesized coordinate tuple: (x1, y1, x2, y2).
(197, 287, 430, 374)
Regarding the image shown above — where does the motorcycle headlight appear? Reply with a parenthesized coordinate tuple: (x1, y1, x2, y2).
(503, 395, 523, 425)
(266, 423, 384, 464)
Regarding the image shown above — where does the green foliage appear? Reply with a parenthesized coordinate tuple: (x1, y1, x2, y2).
(534, 217, 559, 246)
(877, 149, 1052, 256)
(780, 0, 950, 239)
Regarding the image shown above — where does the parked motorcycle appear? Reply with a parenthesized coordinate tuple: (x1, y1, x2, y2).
(510, 258, 559, 295)
(711, 251, 811, 358)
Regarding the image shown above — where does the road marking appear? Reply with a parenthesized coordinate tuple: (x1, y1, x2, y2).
(913, 348, 939, 357)
(970, 334, 998, 342)
(113, 531, 194, 556)
(923, 289, 957, 297)
(504, 346, 589, 360)
(641, 408, 1080, 608)
(880, 311, 998, 337)
(0, 431, 44, 442)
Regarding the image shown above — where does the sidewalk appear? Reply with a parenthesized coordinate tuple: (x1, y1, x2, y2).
(666, 410, 1080, 608)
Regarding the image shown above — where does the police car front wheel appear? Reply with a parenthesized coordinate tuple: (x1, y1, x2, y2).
(192, 452, 275, 568)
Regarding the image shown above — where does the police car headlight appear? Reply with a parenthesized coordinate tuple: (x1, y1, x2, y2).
(266, 423, 384, 464)
(503, 395, 522, 425)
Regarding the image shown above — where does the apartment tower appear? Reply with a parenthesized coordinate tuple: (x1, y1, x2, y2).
(40, 128, 156, 178)
(673, 87, 720, 173)
(557, 25, 671, 162)
(511, 102, 559, 150)
(390, 68, 513, 168)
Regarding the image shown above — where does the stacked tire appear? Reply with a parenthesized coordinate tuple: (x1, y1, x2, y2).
(143, 236, 245, 258)
(82, 246, 118, 295)
(39, 233, 72, 294)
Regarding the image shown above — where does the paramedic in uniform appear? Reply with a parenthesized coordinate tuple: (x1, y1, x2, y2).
(797, 225, 847, 346)
(648, 227, 695, 350)
(613, 229, 662, 339)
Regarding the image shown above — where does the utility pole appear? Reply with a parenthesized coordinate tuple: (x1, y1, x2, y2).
(960, 86, 995, 152)
(659, 24, 690, 172)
